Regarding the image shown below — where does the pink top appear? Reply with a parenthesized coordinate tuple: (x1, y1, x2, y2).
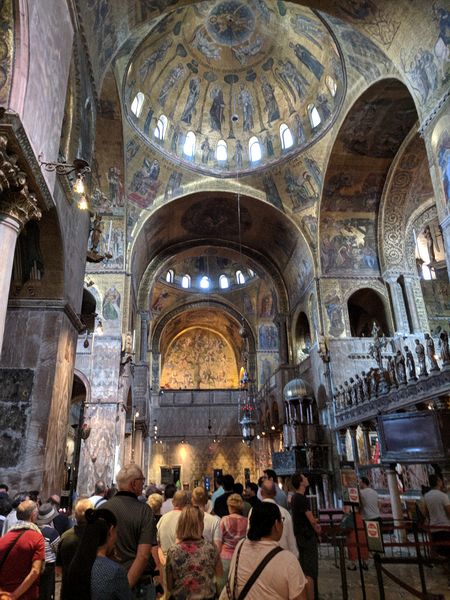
(219, 513, 248, 560)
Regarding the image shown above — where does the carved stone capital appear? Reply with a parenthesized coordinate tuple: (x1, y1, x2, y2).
(0, 185, 42, 228)
(0, 135, 42, 227)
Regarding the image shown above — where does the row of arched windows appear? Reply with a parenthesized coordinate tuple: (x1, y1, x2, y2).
(130, 92, 334, 162)
(165, 269, 249, 289)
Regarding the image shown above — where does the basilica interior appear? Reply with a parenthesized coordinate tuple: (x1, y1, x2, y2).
(0, 0, 449, 514)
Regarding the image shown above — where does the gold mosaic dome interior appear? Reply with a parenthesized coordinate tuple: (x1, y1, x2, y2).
(124, 0, 346, 177)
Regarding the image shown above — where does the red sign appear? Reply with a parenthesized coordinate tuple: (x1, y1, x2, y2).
(348, 487, 359, 503)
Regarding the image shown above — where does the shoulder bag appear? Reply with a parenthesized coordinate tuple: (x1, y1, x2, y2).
(225, 540, 283, 600)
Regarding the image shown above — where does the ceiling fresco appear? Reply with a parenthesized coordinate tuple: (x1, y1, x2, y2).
(123, 0, 346, 176)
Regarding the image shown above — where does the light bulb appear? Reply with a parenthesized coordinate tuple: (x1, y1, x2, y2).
(74, 174, 85, 195)
(77, 195, 89, 210)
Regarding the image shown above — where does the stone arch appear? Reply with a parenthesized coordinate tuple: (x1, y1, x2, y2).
(341, 280, 393, 337)
(379, 129, 434, 275)
(320, 78, 418, 279)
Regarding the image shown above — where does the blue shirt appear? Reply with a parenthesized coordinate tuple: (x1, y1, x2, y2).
(91, 556, 133, 600)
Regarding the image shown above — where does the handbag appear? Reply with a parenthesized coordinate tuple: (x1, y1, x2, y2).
(225, 540, 283, 600)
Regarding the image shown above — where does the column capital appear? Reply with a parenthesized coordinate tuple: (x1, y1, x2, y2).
(0, 136, 41, 227)
(0, 186, 42, 228)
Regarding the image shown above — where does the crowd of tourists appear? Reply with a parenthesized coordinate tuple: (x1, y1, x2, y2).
(1, 469, 449, 598)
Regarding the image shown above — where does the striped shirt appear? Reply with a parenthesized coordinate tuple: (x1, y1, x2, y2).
(40, 524, 60, 564)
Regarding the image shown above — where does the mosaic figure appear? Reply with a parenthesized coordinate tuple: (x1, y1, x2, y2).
(209, 88, 225, 131)
(238, 86, 254, 132)
(261, 76, 280, 124)
(139, 39, 172, 82)
(158, 63, 184, 107)
(290, 42, 324, 80)
(276, 59, 310, 101)
(181, 77, 201, 124)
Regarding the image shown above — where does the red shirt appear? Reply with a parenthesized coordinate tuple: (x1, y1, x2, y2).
(0, 528, 45, 599)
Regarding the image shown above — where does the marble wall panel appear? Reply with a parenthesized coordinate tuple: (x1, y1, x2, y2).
(22, 1, 73, 182)
(0, 307, 78, 495)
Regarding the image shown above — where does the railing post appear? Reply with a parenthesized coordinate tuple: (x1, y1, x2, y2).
(373, 553, 385, 600)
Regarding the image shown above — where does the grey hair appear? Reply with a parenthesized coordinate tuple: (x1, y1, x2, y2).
(116, 464, 144, 490)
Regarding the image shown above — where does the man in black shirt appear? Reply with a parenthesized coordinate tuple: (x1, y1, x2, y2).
(291, 474, 321, 600)
(104, 464, 160, 598)
(213, 474, 235, 518)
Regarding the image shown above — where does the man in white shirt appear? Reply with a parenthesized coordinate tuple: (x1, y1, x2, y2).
(160, 483, 177, 515)
(157, 490, 189, 562)
(191, 486, 221, 548)
(424, 473, 450, 585)
(254, 480, 298, 558)
(220, 501, 307, 600)
(88, 480, 108, 508)
(359, 477, 381, 521)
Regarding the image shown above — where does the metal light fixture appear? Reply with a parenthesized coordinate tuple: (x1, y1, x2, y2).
(39, 155, 91, 207)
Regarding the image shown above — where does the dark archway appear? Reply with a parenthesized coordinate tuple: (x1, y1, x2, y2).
(348, 288, 389, 337)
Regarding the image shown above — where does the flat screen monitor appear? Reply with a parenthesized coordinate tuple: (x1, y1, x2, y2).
(377, 411, 444, 463)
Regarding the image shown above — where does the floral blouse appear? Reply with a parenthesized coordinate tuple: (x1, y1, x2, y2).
(166, 539, 219, 600)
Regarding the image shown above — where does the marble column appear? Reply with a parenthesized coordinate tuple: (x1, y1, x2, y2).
(0, 142, 42, 354)
(349, 426, 359, 465)
(402, 276, 422, 333)
(139, 310, 149, 363)
(275, 313, 289, 364)
(386, 465, 407, 543)
(361, 424, 371, 465)
(322, 473, 331, 509)
(385, 277, 409, 334)
(338, 429, 347, 461)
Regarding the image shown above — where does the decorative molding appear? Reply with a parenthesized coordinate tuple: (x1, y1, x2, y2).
(0, 110, 53, 210)
(7, 298, 86, 332)
(418, 88, 450, 136)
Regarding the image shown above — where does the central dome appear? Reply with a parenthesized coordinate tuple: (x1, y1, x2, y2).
(125, 0, 345, 177)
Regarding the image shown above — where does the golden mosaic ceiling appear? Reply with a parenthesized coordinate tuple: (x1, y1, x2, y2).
(124, 0, 346, 177)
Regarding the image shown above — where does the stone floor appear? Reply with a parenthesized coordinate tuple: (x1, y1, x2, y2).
(55, 549, 450, 600)
(317, 547, 449, 599)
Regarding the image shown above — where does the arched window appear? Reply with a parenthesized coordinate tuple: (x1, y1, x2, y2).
(219, 275, 229, 289)
(183, 131, 196, 158)
(279, 123, 294, 150)
(181, 274, 191, 289)
(165, 269, 174, 283)
(216, 139, 227, 162)
(248, 268, 255, 277)
(236, 270, 245, 285)
(200, 275, 210, 289)
(326, 75, 337, 97)
(154, 114, 168, 140)
(131, 92, 145, 118)
(249, 136, 262, 163)
(308, 104, 321, 129)
(348, 289, 389, 337)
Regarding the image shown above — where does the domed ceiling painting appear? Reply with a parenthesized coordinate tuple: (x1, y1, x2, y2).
(124, 0, 346, 177)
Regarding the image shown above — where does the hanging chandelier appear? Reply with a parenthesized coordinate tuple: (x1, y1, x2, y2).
(238, 331, 257, 445)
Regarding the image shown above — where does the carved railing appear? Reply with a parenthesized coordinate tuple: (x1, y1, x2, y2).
(334, 367, 450, 427)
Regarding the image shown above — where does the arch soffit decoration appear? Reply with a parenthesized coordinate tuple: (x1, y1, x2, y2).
(379, 127, 433, 275)
(132, 193, 312, 314)
(318, 77, 419, 274)
(150, 298, 256, 356)
(138, 240, 289, 315)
